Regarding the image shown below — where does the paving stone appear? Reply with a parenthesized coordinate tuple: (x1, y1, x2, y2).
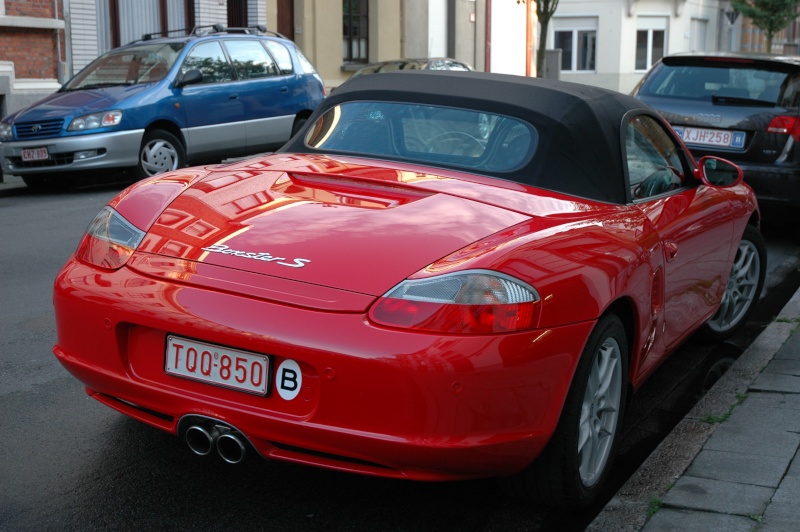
(764, 359, 800, 376)
(751, 372, 800, 393)
(642, 508, 756, 532)
(770, 476, 800, 504)
(723, 403, 800, 433)
(704, 424, 800, 460)
(745, 392, 800, 411)
(762, 501, 800, 531)
(685, 449, 788, 488)
(786, 449, 800, 477)
(662, 476, 773, 516)
(774, 329, 800, 361)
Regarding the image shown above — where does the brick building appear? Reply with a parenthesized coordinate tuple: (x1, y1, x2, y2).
(0, 0, 66, 119)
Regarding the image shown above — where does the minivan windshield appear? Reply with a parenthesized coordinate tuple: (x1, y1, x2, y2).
(64, 43, 185, 90)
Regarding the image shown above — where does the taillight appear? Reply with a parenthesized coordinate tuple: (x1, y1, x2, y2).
(766, 115, 800, 142)
(368, 270, 540, 334)
(75, 206, 145, 270)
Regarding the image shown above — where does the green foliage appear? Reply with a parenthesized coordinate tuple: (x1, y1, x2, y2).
(731, 0, 800, 51)
(647, 497, 663, 518)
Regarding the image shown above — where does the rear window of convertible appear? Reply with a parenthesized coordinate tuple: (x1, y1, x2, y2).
(304, 102, 537, 173)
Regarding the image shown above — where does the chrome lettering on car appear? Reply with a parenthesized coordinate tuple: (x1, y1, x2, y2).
(202, 244, 310, 268)
(696, 113, 722, 125)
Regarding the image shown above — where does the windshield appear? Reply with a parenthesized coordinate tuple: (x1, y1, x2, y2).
(640, 62, 790, 104)
(64, 43, 185, 90)
(305, 102, 536, 173)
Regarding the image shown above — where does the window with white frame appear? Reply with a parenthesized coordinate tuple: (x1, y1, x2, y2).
(553, 17, 597, 72)
(636, 17, 668, 71)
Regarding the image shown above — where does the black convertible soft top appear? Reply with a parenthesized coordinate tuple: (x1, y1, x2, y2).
(282, 70, 657, 204)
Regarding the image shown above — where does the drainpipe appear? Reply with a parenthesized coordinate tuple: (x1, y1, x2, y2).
(526, 0, 532, 76)
(485, 0, 491, 72)
(54, 0, 66, 83)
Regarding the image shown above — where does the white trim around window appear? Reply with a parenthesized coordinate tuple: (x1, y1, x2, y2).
(552, 17, 598, 73)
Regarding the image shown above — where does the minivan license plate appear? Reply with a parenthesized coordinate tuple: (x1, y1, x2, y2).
(21, 147, 49, 161)
(165, 336, 270, 395)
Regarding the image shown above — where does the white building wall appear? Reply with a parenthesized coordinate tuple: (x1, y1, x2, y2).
(193, 0, 227, 27)
(249, 0, 266, 27)
(489, 0, 527, 75)
(548, 0, 722, 94)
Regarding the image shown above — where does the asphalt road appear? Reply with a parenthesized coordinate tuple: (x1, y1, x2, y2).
(2, 179, 798, 531)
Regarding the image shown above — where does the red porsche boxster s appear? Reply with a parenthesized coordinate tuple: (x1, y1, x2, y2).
(53, 70, 765, 509)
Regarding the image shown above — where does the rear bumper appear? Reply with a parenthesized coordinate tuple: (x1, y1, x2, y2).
(53, 257, 593, 480)
(736, 161, 800, 217)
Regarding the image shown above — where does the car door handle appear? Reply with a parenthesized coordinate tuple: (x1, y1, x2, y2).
(229, 94, 239, 100)
(665, 240, 678, 261)
(280, 87, 289, 93)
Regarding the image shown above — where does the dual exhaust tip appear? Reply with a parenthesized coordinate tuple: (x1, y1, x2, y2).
(184, 421, 247, 464)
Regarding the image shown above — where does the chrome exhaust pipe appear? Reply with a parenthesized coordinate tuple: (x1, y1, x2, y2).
(217, 432, 247, 464)
(185, 424, 218, 456)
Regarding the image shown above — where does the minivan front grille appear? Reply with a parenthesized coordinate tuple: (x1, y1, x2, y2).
(14, 120, 64, 139)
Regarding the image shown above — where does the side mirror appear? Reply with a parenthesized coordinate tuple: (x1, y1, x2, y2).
(697, 156, 743, 187)
(174, 69, 203, 89)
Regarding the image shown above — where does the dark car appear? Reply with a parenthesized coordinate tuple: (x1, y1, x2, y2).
(0, 24, 325, 191)
(350, 57, 473, 78)
(633, 53, 800, 219)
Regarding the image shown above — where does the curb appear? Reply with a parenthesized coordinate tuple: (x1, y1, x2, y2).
(588, 288, 800, 531)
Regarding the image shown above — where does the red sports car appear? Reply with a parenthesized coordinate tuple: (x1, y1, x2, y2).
(53, 70, 765, 509)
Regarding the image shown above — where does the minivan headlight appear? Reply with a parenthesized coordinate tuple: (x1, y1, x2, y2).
(68, 110, 123, 132)
(0, 122, 12, 141)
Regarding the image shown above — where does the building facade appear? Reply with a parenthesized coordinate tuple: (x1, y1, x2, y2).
(3, 0, 800, 120)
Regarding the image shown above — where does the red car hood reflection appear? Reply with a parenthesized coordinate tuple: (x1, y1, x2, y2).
(135, 164, 531, 296)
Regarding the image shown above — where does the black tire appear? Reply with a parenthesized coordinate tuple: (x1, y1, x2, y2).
(699, 224, 766, 342)
(136, 129, 185, 180)
(22, 174, 75, 192)
(291, 116, 308, 138)
(500, 314, 629, 509)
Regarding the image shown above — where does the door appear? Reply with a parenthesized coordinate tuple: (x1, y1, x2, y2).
(277, 0, 294, 41)
(177, 40, 246, 159)
(223, 39, 295, 150)
(626, 115, 735, 350)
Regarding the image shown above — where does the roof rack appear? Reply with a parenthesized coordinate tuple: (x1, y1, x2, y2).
(139, 23, 288, 42)
(140, 23, 225, 41)
(220, 25, 288, 39)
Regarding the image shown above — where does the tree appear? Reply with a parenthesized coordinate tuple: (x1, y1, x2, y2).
(731, 0, 800, 53)
(517, 0, 560, 77)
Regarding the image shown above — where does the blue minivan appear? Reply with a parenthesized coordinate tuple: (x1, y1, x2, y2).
(0, 25, 326, 191)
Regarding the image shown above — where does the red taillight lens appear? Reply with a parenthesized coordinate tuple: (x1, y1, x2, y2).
(75, 207, 145, 270)
(370, 298, 536, 334)
(368, 270, 540, 334)
(767, 115, 800, 142)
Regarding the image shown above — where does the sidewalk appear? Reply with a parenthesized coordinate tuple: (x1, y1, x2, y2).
(591, 288, 800, 531)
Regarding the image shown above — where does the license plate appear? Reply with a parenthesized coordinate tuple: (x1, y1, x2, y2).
(21, 147, 49, 161)
(672, 126, 746, 149)
(165, 336, 270, 395)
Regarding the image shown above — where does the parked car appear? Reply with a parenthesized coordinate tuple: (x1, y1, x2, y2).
(350, 57, 473, 79)
(633, 52, 800, 220)
(0, 25, 325, 191)
(53, 70, 765, 509)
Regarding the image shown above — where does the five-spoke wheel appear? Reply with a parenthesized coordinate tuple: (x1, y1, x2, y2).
(702, 225, 766, 340)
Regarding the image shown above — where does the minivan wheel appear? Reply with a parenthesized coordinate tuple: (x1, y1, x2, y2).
(22, 174, 75, 192)
(291, 117, 308, 138)
(136, 129, 185, 179)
